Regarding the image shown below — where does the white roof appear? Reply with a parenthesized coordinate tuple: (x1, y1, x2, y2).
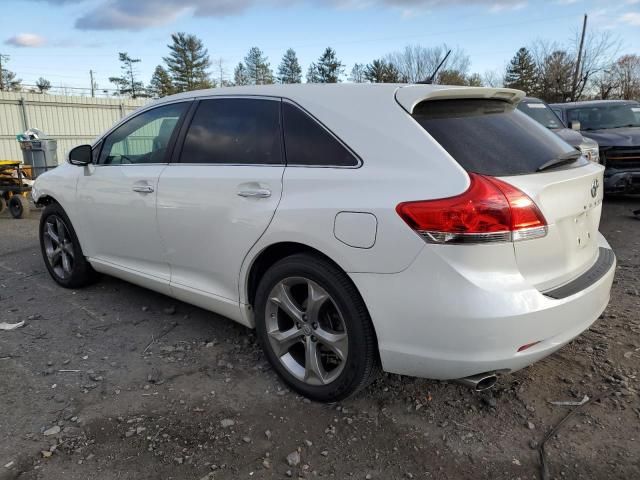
(153, 83, 525, 114)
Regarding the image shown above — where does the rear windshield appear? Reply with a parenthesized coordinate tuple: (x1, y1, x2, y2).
(412, 99, 577, 176)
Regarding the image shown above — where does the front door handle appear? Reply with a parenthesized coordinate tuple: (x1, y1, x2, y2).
(237, 188, 271, 198)
(132, 185, 154, 194)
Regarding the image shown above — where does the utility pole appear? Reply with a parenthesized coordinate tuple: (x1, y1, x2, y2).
(572, 13, 588, 102)
(90, 69, 95, 97)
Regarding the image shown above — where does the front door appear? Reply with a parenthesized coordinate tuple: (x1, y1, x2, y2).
(77, 102, 189, 290)
(157, 97, 284, 315)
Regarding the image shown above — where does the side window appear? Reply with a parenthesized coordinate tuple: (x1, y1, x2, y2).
(179, 98, 282, 165)
(98, 102, 187, 165)
(282, 102, 358, 167)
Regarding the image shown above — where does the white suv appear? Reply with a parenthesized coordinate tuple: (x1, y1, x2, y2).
(33, 84, 616, 401)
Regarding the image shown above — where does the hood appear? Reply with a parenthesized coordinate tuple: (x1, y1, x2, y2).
(580, 127, 640, 148)
(553, 128, 585, 148)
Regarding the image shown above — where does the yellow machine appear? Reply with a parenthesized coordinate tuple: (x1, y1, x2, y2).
(0, 160, 32, 219)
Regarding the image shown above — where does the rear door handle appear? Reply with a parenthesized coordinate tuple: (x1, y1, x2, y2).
(132, 185, 154, 194)
(237, 188, 271, 198)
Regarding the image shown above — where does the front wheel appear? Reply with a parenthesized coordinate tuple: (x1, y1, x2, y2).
(255, 253, 380, 402)
(39, 203, 95, 288)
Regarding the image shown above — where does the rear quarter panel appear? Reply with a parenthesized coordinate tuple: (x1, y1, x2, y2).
(239, 87, 470, 303)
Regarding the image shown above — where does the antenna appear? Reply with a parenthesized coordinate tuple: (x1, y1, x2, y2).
(416, 49, 452, 85)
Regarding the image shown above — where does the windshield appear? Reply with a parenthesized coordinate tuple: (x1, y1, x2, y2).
(566, 104, 640, 130)
(517, 102, 564, 129)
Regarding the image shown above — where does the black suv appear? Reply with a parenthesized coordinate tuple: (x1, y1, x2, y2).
(551, 100, 640, 194)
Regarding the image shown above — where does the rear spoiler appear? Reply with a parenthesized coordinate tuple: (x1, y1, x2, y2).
(395, 85, 525, 114)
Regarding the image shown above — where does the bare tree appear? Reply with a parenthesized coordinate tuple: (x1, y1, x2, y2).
(482, 69, 504, 88)
(569, 30, 620, 100)
(385, 44, 469, 83)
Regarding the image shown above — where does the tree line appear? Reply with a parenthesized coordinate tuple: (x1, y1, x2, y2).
(1, 30, 638, 102)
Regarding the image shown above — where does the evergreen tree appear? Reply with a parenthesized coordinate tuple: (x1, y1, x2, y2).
(0, 54, 21, 92)
(364, 59, 401, 83)
(277, 49, 302, 84)
(244, 47, 274, 85)
(36, 77, 51, 94)
(148, 65, 174, 98)
(349, 63, 366, 83)
(306, 63, 320, 83)
(164, 32, 213, 92)
(313, 47, 344, 83)
(504, 47, 539, 94)
(108, 52, 147, 98)
(233, 63, 250, 86)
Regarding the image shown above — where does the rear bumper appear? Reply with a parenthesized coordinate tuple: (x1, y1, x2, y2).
(604, 169, 640, 194)
(350, 235, 616, 380)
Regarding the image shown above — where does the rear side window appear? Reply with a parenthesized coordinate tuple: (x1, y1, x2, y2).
(283, 102, 358, 167)
(180, 98, 282, 165)
(412, 99, 577, 176)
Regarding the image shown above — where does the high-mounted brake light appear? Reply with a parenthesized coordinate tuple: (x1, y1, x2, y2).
(396, 173, 547, 244)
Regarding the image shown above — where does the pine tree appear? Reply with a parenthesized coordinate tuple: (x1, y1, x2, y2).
(234, 63, 250, 86)
(108, 52, 147, 98)
(306, 63, 320, 83)
(164, 32, 213, 92)
(504, 47, 539, 94)
(148, 65, 174, 98)
(349, 63, 366, 83)
(244, 47, 274, 85)
(313, 47, 344, 83)
(364, 59, 401, 83)
(277, 49, 302, 84)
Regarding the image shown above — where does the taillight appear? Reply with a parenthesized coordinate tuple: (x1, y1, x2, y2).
(396, 173, 547, 244)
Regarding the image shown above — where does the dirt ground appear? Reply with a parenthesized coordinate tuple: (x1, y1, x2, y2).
(0, 197, 638, 480)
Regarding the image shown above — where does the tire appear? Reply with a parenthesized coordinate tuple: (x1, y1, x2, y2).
(0, 197, 6, 215)
(255, 253, 380, 402)
(8, 195, 30, 219)
(39, 202, 96, 288)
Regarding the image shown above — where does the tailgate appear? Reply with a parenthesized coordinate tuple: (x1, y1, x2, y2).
(501, 162, 605, 291)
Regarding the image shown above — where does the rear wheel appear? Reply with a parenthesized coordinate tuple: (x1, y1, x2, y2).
(39, 203, 95, 288)
(8, 195, 30, 219)
(255, 253, 380, 402)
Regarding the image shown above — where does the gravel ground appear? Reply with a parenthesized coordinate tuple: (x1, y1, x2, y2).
(0, 197, 638, 480)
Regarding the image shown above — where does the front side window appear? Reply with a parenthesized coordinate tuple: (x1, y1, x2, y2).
(282, 102, 358, 167)
(566, 104, 640, 131)
(179, 98, 283, 165)
(98, 102, 187, 165)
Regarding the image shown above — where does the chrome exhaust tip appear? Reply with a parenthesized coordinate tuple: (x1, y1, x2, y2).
(454, 372, 498, 391)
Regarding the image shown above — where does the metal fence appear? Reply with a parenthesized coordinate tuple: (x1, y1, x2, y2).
(0, 92, 149, 162)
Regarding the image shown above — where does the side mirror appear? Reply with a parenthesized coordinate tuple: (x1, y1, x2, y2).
(68, 144, 92, 166)
(570, 120, 581, 131)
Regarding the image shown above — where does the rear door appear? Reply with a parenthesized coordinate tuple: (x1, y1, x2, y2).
(411, 98, 604, 290)
(157, 97, 285, 308)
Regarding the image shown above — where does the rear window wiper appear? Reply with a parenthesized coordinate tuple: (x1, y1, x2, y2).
(537, 151, 582, 172)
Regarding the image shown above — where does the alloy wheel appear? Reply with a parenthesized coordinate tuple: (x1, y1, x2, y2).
(43, 215, 75, 279)
(265, 277, 349, 386)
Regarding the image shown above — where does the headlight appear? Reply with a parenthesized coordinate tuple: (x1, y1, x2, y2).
(580, 146, 600, 163)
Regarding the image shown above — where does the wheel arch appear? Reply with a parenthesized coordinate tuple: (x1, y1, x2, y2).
(244, 241, 380, 349)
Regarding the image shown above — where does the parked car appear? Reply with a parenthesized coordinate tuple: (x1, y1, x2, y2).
(551, 100, 640, 193)
(517, 97, 599, 163)
(32, 85, 616, 401)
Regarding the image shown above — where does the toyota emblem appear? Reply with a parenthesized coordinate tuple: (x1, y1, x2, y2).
(590, 178, 599, 198)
